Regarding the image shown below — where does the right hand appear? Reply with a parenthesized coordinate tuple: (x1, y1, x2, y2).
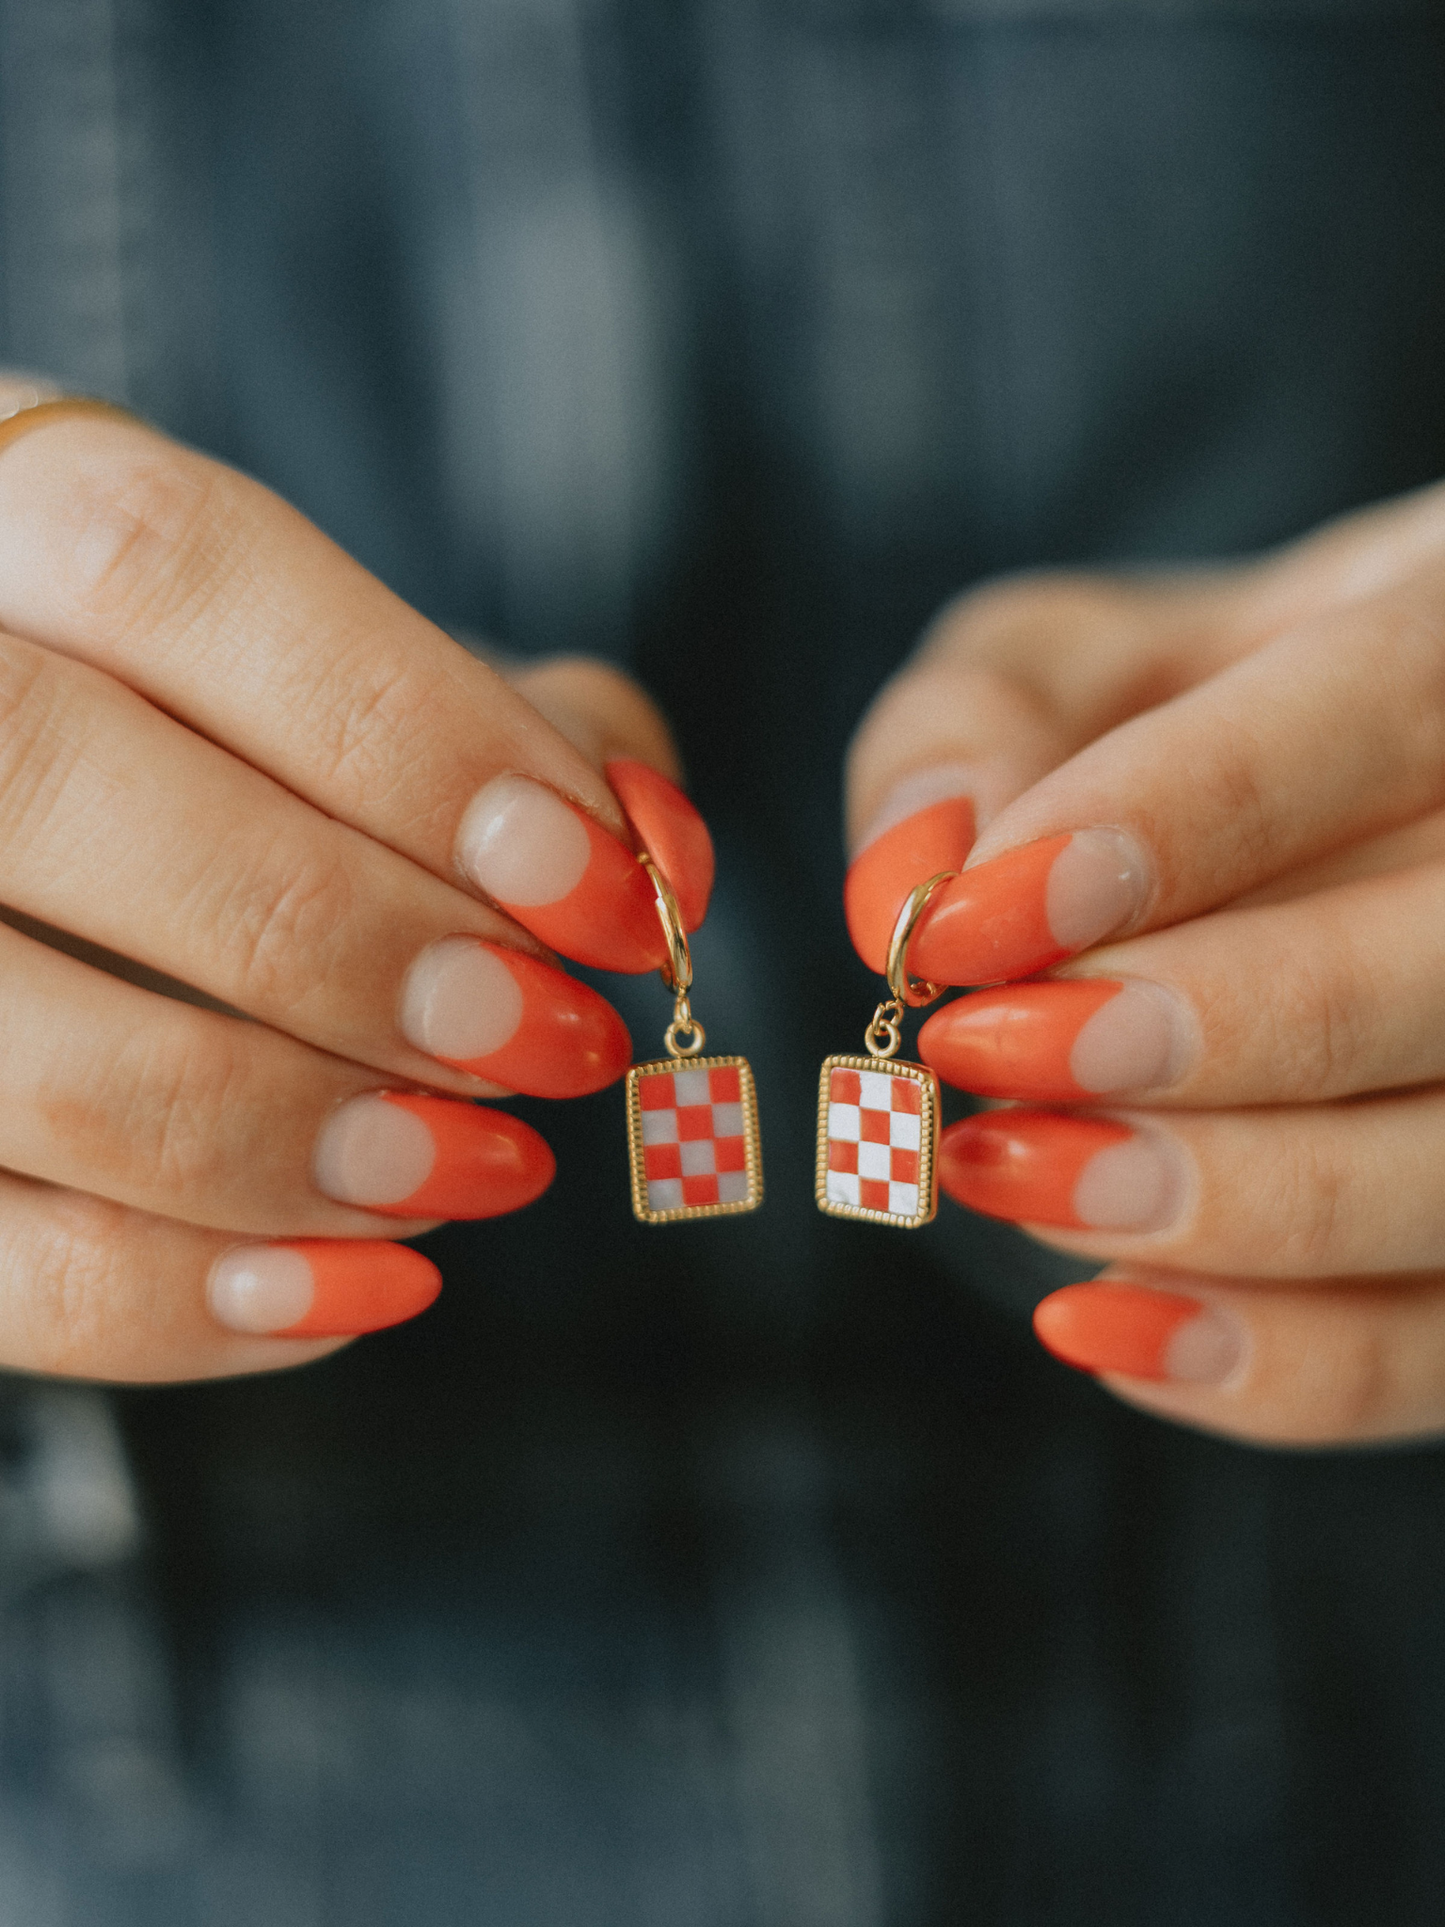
(0, 386, 712, 1383)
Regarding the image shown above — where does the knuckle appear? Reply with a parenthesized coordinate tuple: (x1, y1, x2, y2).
(2, 1188, 141, 1375)
(0, 643, 87, 847)
(204, 841, 357, 1013)
(60, 447, 234, 634)
(46, 1022, 249, 1202)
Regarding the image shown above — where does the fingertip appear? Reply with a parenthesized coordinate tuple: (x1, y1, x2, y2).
(843, 795, 976, 974)
(605, 756, 715, 929)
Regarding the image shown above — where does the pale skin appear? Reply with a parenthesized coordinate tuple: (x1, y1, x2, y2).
(847, 479, 1445, 1449)
(6, 375, 1442, 1442)
(0, 381, 680, 1382)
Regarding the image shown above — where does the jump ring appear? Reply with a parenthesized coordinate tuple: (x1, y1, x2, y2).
(885, 871, 956, 1008)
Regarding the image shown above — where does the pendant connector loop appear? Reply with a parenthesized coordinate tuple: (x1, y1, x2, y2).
(640, 853, 693, 996)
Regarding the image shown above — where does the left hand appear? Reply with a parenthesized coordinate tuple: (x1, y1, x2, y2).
(844, 480, 1445, 1448)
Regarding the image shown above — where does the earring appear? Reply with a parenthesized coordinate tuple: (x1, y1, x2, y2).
(815, 872, 955, 1229)
(624, 855, 764, 1224)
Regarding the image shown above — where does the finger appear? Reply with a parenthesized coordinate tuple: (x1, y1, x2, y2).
(918, 860, 1445, 1108)
(1031, 1268, 1445, 1449)
(0, 411, 707, 968)
(901, 554, 1445, 988)
(0, 627, 630, 1099)
(937, 1090, 1445, 1280)
(0, 1172, 442, 1383)
(0, 918, 553, 1234)
(502, 657, 714, 928)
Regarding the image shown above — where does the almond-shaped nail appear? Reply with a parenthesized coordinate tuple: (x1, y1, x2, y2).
(605, 758, 715, 931)
(207, 1239, 441, 1337)
(313, 1092, 555, 1220)
(907, 828, 1149, 987)
(400, 938, 630, 1097)
(844, 788, 976, 975)
(939, 1109, 1189, 1231)
(1034, 1282, 1246, 1384)
(455, 773, 665, 973)
(920, 980, 1194, 1101)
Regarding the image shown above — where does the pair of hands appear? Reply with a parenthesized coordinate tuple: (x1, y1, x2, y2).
(3, 387, 1441, 1449)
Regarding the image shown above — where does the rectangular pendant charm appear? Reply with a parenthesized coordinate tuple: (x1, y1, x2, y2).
(626, 1056, 764, 1224)
(815, 1055, 939, 1228)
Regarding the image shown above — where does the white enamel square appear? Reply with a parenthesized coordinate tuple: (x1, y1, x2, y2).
(826, 1168, 861, 1208)
(680, 1139, 717, 1177)
(671, 1068, 711, 1106)
(828, 1103, 861, 1143)
(648, 1177, 684, 1212)
(641, 1109, 679, 1145)
(857, 1140, 891, 1182)
(890, 1111, 921, 1151)
(712, 1102, 745, 1138)
(858, 1070, 894, 1111)
(718, 1171, 750, 1205)
(889, 1180, 920, 1219)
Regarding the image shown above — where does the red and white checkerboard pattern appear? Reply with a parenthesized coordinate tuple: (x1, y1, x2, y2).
(823, 1066, 924, 1220)
(637, 1064, 752, 1213)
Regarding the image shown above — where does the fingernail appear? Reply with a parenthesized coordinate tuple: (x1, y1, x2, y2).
(939, 1110, 1189, 1231)
(908, 828, 1150, 987)
(400, 938, 630, 1097)
(207, 1239, 441, 1337)
(1033, 1282, 1247, 1384)
(455, 773, 665, 973)
(605, 758, 715, 931)
(313, 1092, 555, 1220)
(919, 979, 1194, 1101)
(844, 785, 976, 975)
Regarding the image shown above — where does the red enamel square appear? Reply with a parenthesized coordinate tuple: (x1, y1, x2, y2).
(682, 1174, 720, 1206)
(859, 1178, 891, 1212)
(715, 1136, 747, 1173)
(676, 1105, 714, 1141)
(891, 1146, 920, 1184)
(709, 1066, 742, 1103)
(828, 1140, 858, 1174)
(644, 1143, 682, 1181)
(830, 1068, 861, 1105)
(860, 1108, 890, 1144)
(891, 1078, 922, 1114)
(639, 1074, 676, 1111)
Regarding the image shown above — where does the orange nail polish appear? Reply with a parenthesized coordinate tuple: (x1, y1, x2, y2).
(1033, 1282, 1207, 1379)
(207, 1239, 442, 1338)
(939, 1108, 1131, 1224)
(844, 796, 976, 974)
(361, 1094, 555, 1220)
(919, 980, 1123, 1099)
(401, 940, 632, 1098)
(907, 835, 1072, 985)
(605, 758, 715, 931)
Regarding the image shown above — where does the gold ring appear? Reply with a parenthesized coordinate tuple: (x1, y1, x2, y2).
(886, 871, 956, 1008)
(0, 393, 138, 459)
(639, 853, 692, 996)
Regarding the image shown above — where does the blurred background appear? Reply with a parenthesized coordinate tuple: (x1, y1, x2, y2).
(1, 1, 1444, 1920)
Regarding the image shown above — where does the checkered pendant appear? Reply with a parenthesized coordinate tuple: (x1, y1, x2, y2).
(626, 1056, 764, 1223)
(623, 850, 764, 1224)
(815, 1054, 939, 1228)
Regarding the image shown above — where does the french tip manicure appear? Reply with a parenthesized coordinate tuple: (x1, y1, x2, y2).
(314, 1092, 555, 1220)
(1033, 1282, 1247, 1385)
(938, 1110, 1189, 1232)
(605, 757, 715, 930)
(399, 939, 631, 1097)
(208, 1239, 441, 1338)
(844, 790, 976, 973)
(454, 772, 666, 973)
